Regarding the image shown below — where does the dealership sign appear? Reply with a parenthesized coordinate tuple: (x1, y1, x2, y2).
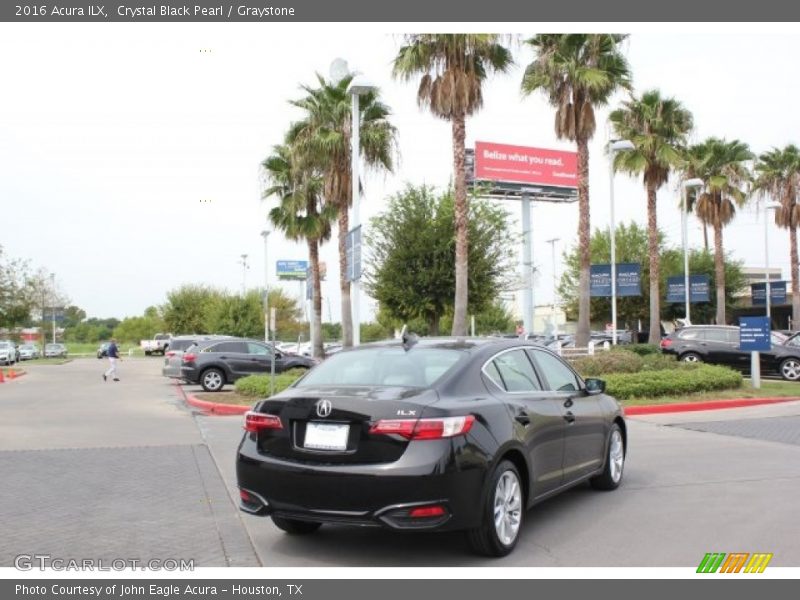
(589, 264, 641, 297)
(666, 275, 711, 303)
(474, 141, 578, 189)
(276, 260, 308, 280)
(752, 281, 787, 306)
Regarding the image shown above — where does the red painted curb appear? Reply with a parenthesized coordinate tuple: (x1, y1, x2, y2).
(173, 382, 251, 415)
(625, 397, 800, 416)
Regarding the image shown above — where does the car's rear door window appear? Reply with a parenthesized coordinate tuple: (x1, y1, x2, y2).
(247, 342, 272, 356)
(490, 349, 542, 392)
(679, 329, 706, 340)
(205, 341, 247, 353)
(705, 329, 732, 344)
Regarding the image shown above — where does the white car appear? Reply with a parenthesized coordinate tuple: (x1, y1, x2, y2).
(18, 344, 40, 360)
(0, 341, 17, 365)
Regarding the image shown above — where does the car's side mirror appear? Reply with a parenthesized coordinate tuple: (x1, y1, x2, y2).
(584, 378, 606, 395)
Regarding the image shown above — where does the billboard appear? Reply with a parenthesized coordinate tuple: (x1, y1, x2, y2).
(474, 141, 578, 189)
(276, 260, 309, 280)
(589, 264, 641, 297)
(752, 281, 787, 306)
(666, 275, 711, 303)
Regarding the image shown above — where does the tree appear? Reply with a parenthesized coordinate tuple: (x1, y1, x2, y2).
(262, 143, 336, 359)
(365, 184, 515, 334)
(559, 221, 745, 327)
(289, 73, 397, 347)
(684, 138, 753, 324)
(753, 145, 800, 326)
(112, 315, 165, 344)
(609, 89, 694, 344)
(0, 245, 33, 330)
(205, 291, 264, 339)
(162, 284, 227, 334)
(522, 34, 632, 347)
(393, 34, 513, 336)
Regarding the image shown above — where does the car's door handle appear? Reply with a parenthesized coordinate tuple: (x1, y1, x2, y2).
(563, 411, 575, 424)
(514, 412, 531, 426)
(563, 398, 574, 408)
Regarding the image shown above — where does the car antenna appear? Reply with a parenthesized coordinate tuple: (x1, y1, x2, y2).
(400, 325, 418, 352)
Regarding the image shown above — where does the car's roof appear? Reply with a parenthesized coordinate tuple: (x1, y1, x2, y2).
(679, 325, 738, 330)
(354, 336, 546, 352)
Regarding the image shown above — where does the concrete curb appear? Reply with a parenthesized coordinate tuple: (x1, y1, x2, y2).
(173, 382, 251, 415)
(624, 396, 800, 416)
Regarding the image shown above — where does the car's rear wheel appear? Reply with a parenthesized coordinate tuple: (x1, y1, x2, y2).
(467, 460, 524, 557)
(591, 423, 625, 491)
(200, 368, 225, 392)
(779, 358, 800, 381)
(271, 516, 322, 535)
(680, 352, 702, 363)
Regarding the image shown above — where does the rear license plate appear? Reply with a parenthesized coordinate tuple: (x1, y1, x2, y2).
(304, 422, 349, 451)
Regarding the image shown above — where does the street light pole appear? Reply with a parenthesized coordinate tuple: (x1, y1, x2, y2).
(261, 230, 270, 343)
(607, 140, 635, 345)
(239, 254, 249, 295)
(50, 273, 56, 344)
(546, 238, 560, 346)
(764, 201, 781, 321)
(348, 73, 376, 347)
(682, 179, 704, 325)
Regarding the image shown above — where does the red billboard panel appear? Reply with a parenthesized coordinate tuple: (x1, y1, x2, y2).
(474, 141, 578, 189)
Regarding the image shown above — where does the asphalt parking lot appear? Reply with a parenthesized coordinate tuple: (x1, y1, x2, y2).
(2, 358, 799, 567)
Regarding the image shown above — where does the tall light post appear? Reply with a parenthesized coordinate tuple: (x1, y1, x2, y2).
(608, 139, 635, 345)
(238, 254, 249, 295)
(261, 230, 270, 343)
(347, 72, 376, 347)
(546, 238, 560, 344)
(764, 201, 781, 320)
(682, 178, 704, 324)
(49, 273, 56, 344)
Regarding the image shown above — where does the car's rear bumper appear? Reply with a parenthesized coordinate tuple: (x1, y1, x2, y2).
(236, 438, 487, 532)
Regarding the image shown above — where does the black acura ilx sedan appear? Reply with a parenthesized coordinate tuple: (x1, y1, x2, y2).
(236, 337, 626, 556)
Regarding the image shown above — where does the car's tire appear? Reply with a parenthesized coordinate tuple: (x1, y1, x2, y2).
(680, 352, 703, 363)
(467, 459, 524, 557)
(779, 358, 800, 381)
(271, 516, 322, 535)
(591, 423, 625, 491)
(200, 368, 225, 392)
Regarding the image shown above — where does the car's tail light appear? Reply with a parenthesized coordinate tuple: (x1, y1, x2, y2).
(244, 411, 283, 432)
(165, 351, 175, 358)
(408, 505, 446, 518)
(369, 415, 475, 440)
(660, 338, 673, 349)
(182, 353, 197, 363)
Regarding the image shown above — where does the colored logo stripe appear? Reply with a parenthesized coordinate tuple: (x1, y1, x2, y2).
(720, 553, 749, 573)
(697, 553, 726, 573)
(696, 552, 773, 573)
(744, 553, 773, 573)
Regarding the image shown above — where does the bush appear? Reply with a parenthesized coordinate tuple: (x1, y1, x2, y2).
(623, 344, 662, 356)
(640, 352, 679, 371)
(602, 365, 743, 400)
(234, 369, 307, 397)
(572, 350, 644, 376)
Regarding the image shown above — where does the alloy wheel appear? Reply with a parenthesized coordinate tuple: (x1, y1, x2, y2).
(781, 359, 800, 381)
(609, 429, 624, 483)
(493, 470, 522, 546)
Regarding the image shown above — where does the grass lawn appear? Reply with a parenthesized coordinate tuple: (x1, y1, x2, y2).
(621, 379, 800, 406)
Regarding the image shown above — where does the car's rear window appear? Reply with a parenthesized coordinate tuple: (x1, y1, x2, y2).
(296, 347, 464, 388)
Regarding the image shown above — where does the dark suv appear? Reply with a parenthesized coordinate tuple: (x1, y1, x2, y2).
(181, 338, 317, 392)
(661, 325, 800, 380)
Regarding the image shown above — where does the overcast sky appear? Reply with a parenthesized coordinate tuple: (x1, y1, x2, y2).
(1, 24, 798, 323)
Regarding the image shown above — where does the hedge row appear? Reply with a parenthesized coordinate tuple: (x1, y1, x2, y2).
(234, 369, 308, 397)
(572, 349, 681, 376)
(624, 344, 662, 356)
(602, 364, 743, 400)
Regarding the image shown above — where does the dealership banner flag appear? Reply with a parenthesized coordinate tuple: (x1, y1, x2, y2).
(590, 264, 641, 297)
(666, 275, 711, 303)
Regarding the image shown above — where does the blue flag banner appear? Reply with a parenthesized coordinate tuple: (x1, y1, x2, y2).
(666, 274, 711, 303)
(589, 263, 641, 297)
(752, 281, 787, 306)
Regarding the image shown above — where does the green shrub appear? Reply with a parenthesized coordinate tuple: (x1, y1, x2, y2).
(572, 350, 643, 376)
(640, 353, 679, 371)
(623, 344, 662, 356)
(234, 368, 307, 397)
(603, 365, 742, 400)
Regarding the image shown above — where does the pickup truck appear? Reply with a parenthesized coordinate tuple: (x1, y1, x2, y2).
(140, 333, 173, 356)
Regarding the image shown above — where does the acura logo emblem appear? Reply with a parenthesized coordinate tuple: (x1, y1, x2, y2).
(316, 399, 332, 418)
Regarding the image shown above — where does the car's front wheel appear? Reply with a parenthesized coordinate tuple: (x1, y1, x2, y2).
(591, 423, 625, 491)
(200, 368, 225, 392)
(467, 459, 524, 557)
(271, 516, 321, 535)
(779, 358, 800, 381)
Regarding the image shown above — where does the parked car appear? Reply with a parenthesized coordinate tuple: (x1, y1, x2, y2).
(660, 324, 800, 380)
(96, 342, 110, 359)
(236, 338, 626, 556)
(18, 344, 40, 360)
(162, 335, 235, 380)
(0, 341, 18, 365)
(140, 333, 173, 356)
(181, 338, 317, 392)
(44, 343, 68, 358)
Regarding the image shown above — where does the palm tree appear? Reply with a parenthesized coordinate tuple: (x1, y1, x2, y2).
(289, 74, 397, 347)
(684, 138, 753, 325)
(609, 89, 694, 344)
(393, 34, 513, 336)
(261, 143, 335, 359)
(753, 145, 800, 325)
(522, 34, 632, 346)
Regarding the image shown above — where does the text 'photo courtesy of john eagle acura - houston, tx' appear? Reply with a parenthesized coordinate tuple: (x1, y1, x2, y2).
(236, 337, 626, 556)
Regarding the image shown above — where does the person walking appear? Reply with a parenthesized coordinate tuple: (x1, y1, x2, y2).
(103, 338, 122, 382)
